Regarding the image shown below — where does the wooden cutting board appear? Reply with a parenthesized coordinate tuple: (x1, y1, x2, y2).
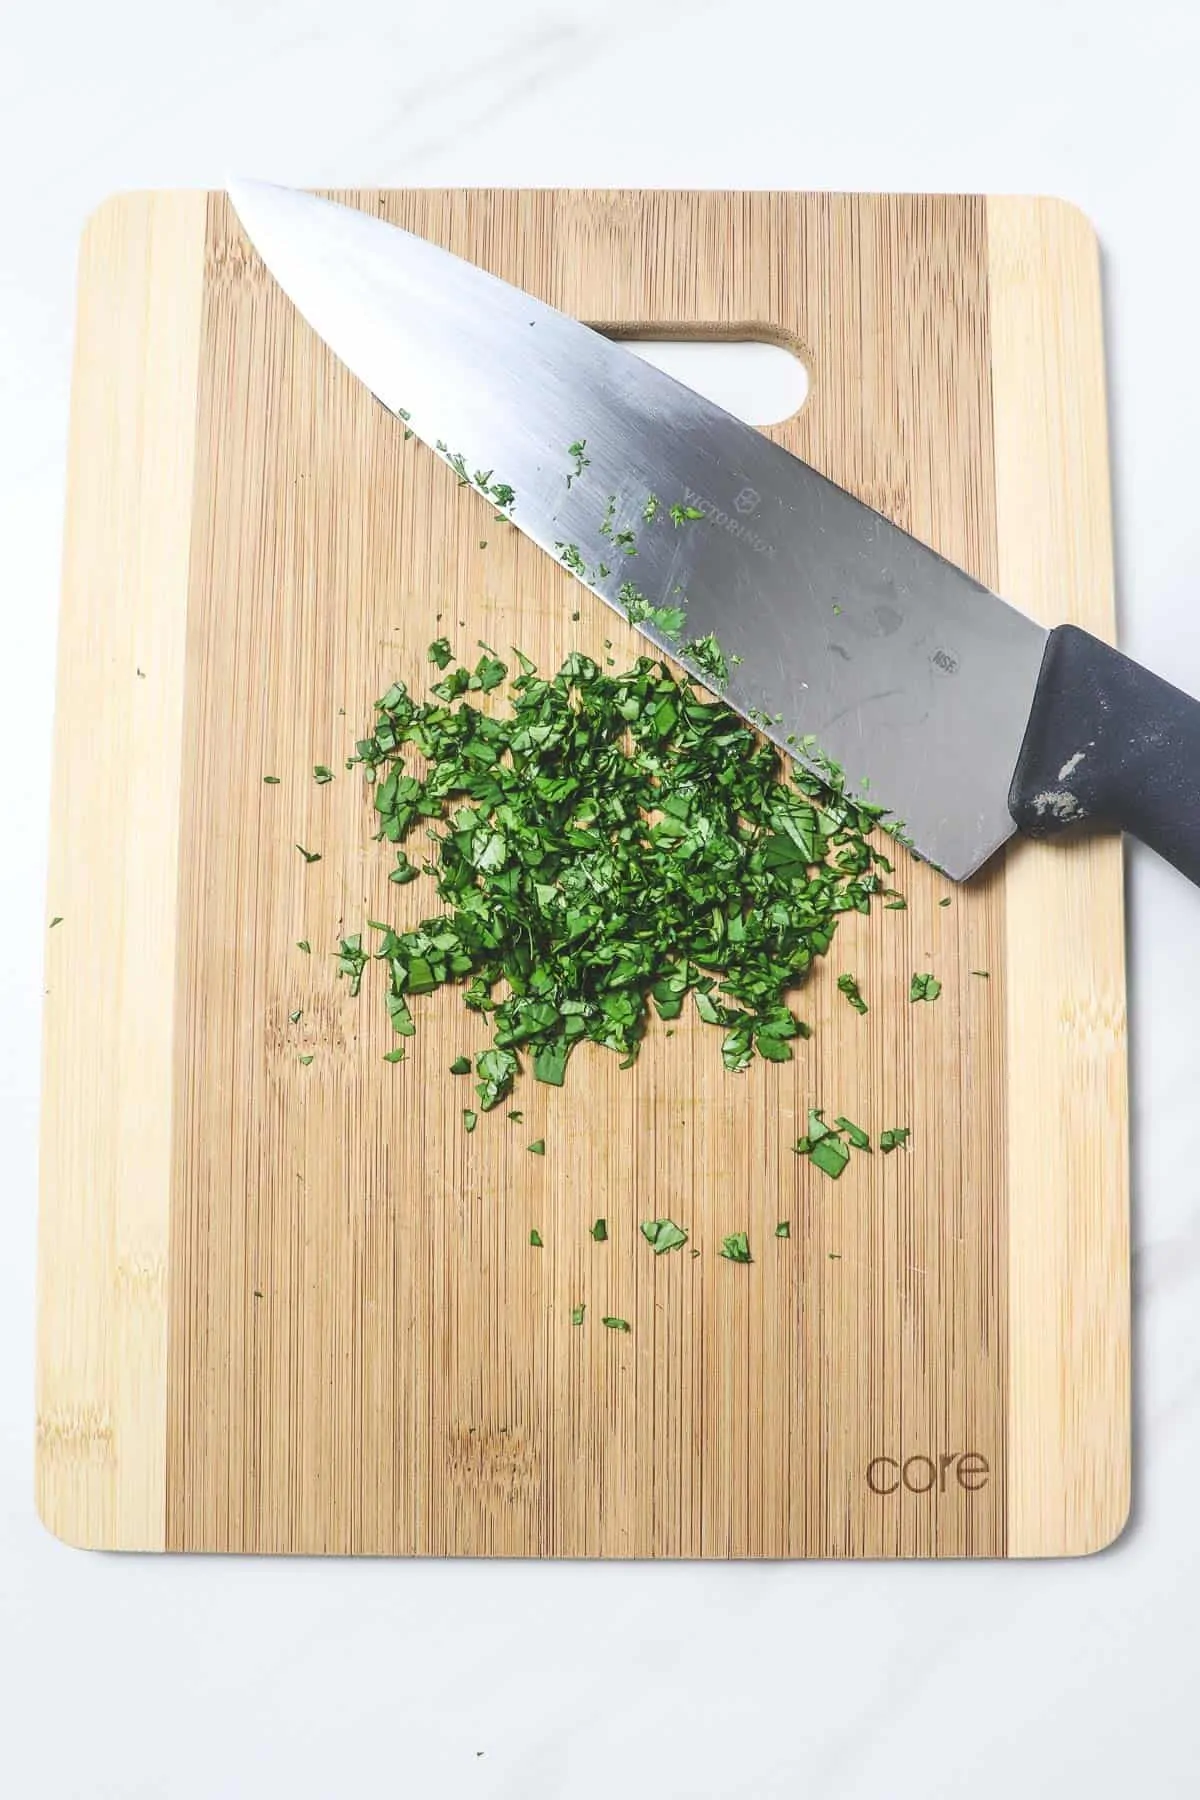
(37, 189, 1129, 1558)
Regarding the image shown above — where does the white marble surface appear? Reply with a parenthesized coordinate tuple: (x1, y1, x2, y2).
(3, 1, 1200, 1793)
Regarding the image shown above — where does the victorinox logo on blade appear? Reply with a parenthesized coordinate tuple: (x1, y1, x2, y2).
(682, 487, 775, 559)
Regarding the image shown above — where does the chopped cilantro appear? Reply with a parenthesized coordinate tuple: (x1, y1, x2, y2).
(642, 493, 660, 522)
(571, 1303, 585, 1324)
(298, 1053, 314, 1066)
(910, 973, 942, 1002)
(669, 503, 705, 526)
(382, 1046, 406, 1063)
(809, 1134, 850, 1178)
(833, 1115, 871, 1150)
(639, 1219, 689, 1254)
(49, 916, 63, 928)
(262, 775, 280, 785)
(602, 1316, 630, 1332)
(971, 969, 990, 979)
(349, 646, 898, 1103)
(529, 1228, 543, 1248)
(527, 1138, 546, 1155)
(566, 441, 590, 487)
(289, 1009, 302, 1024)
(335, 934, 368, 996)
(684, 633, 728, 687)
(775, 1221, 790, 1238)
(313, 765, 334, 784)
(296, 940, 311, 954)
(837, 973, 868, 1015)
(462, 1109, 477, 1133)
(295, 845, 321, 864)
(590, 1218, 608, 1242)
(879, 1127, 910, 1152)
(449, 1055, 471, 1075)
(427, 637, 454, 670)
(938, 896, 951, 907)
(719, 1231, 751, 1263)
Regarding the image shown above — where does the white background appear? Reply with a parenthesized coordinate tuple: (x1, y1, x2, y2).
(4, 2, 1200, 1794)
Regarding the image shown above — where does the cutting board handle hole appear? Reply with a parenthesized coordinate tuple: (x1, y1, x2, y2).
(597, 329, 810, 427)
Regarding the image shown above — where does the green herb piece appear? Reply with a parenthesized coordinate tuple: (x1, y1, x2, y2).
(508, 1110, 524, 1123)
(639, 1218, 689, 1255)
(832, 603, 842, 615)
(382, 1046, 407, 1063)
(837, 973, 868, 1015)
(427, 637, 454, 670)
(313, 765, 334, 784)
(527, 1138, 546, 1155)
(475, 1046, 518, 1111)
(684, 632, 728, 687)
(449, 1055, 471, 1075)
(833, 1115, 871, 1150)
(571, 1304, 586, 1325)
(479, 539, 488, 549)
(295, 845, 321, 864)
(879, 1127, 910, 1153)
(669, 503, 705, 526)
(884, 894, 908, 910)
(49, 916, 63, 929)
(262, 775, 280, 784)
(389, 851, 420, 885)
(298, 1053, 314, 1066)
(566, 440, 590, 487)
(775, 1220, 790, 1238)
(463, 1108, 478, 1133)
(571, 610, 581, 621)
(614, 528, 637, 556)
(642, 493, 660, 522)
(719, 1231, 752, 1263)
(938, 896, 951, 907)
(809, 1134, 850, 1179)
(556, 542, 586, 577)
(590, 1218, 608, 1243)
(602, 1316, 630, 1332)
(296, 940, 311, 954)
(289, 1009, 302, 1024)
(335, 934, 369, 996)
(971, 969, 990, 978)
(529, 1228, 544, 1248)
(909, 973, 942, 1003)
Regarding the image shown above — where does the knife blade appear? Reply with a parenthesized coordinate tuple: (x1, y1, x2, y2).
(227, 180, 1200, 888)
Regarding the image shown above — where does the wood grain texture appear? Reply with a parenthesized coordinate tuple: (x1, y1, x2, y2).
(988, 198, 1130, 1555)
(37, 191, 207, 1548)
(40, 188, 1128, 1557)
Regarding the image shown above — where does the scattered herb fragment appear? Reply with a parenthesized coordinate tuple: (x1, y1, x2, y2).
(313, 765, 334, 784)
(449, 1055, 471, 1075)
(670, 503, 705, 526)
(336, 934, 369, 996)
(289, 1009, 302, 1024)
(938, 896, 951, 907)
(49, 916, 62, 929)
(971, 969, 990, 979)
(571, 1304, 585, 1325)
(837, 973, 868, 1015)
(298, 1054, 314, 1066)
(296, 940, 311, 955)
(463, 1109, 477, 1133)
(602, 1316, 630, 1332)
(833, 1115, 871, 1150)
(642, 493, 660, 522)
(476, 1046, 518, 1111)
(263, 775, 280, 785)
(775, 1221, 790, 1238)
(527, 1139, 546, 1155)
(566, 440, 590, 487)
(639, 1219, 689, 1254)
(910, 973, 942, 1002)
(427, 637, 454, 670)
(684, 632, 729, 688)
(720, 1232, 752, 1263)
(529, 1228, 543, 1248)
(295, 845, 321, 864)
(590, 1218, 608, 1243)
(508, 1110, 524, 1123)
(879, 1127, 910, 1153)
(382, 1046, 407, 1063)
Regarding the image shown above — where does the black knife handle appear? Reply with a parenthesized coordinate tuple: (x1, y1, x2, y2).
(1009, 622, 1200, 885)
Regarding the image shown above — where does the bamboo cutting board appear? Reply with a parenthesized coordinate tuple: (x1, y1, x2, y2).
(37, 189, 1129, 1558)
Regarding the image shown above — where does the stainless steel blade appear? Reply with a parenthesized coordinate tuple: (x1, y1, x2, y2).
(228, 179, 1049, 879)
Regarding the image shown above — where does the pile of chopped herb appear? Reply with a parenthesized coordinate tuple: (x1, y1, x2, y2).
(349, 646, 898, 1102)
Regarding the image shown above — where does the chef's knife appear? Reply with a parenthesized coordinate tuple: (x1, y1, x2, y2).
(227, 179, 1200, 886)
